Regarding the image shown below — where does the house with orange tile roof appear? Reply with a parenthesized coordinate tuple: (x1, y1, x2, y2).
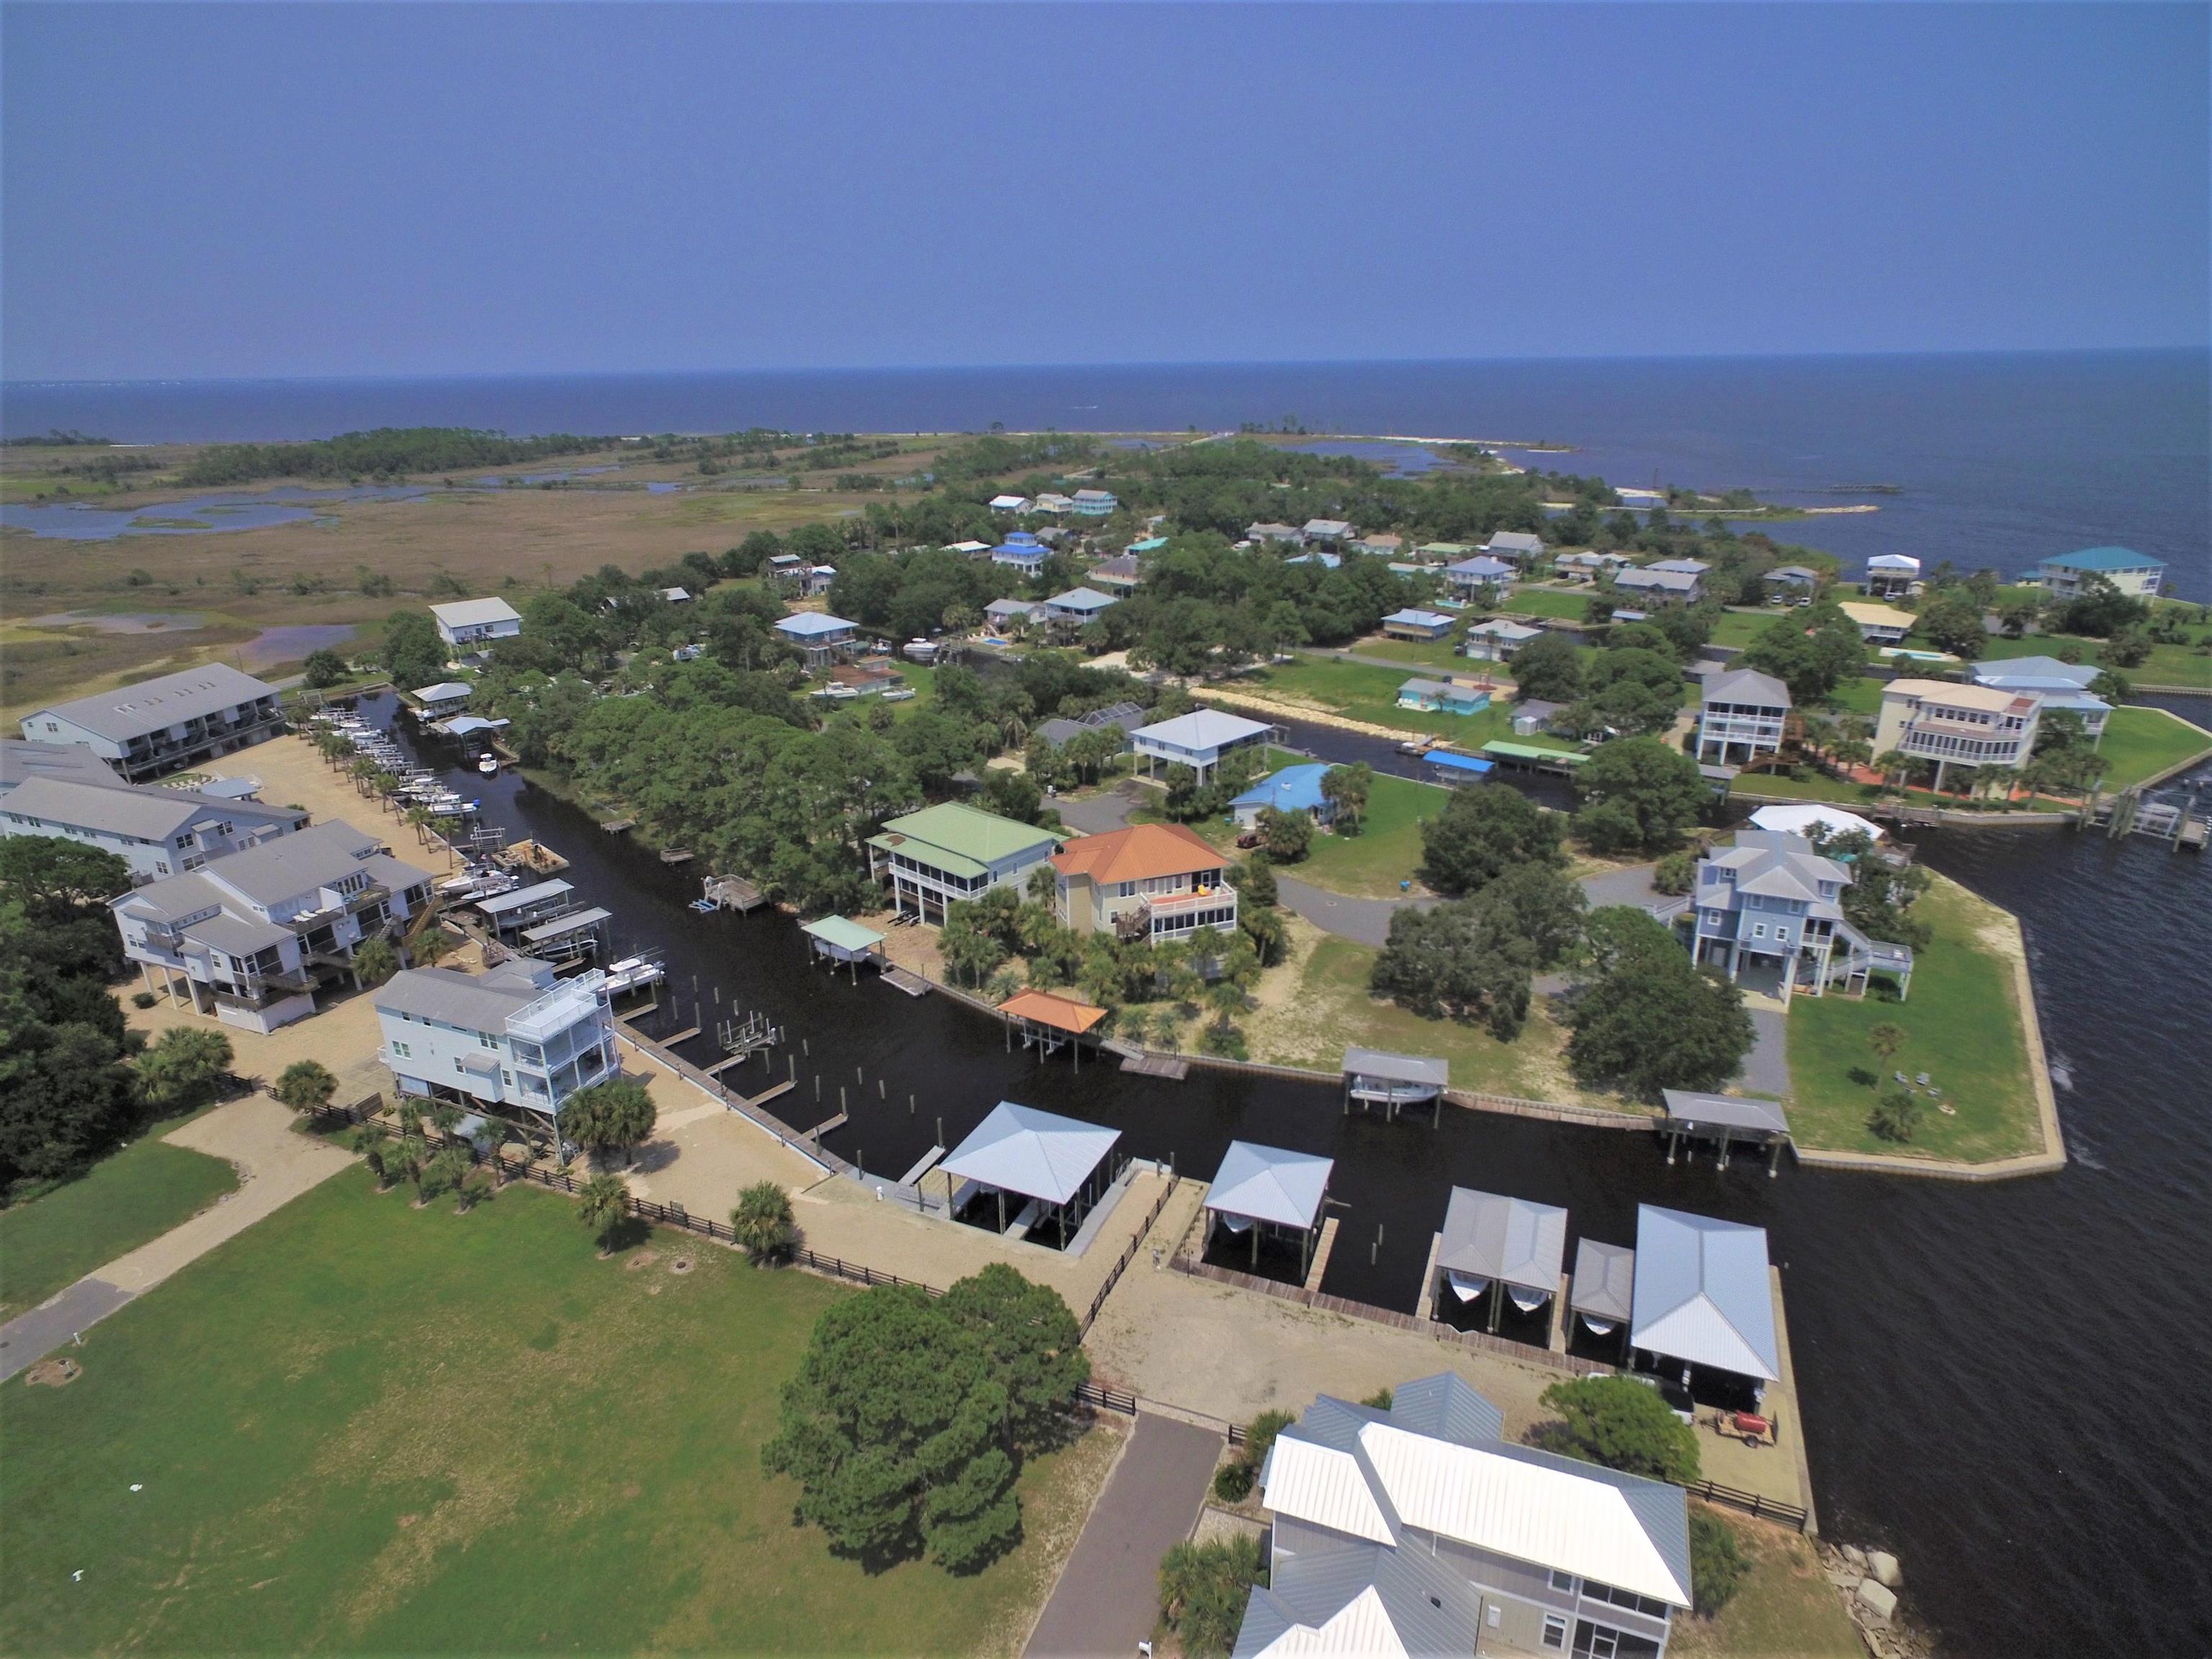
(1050, 821, 1238, 944)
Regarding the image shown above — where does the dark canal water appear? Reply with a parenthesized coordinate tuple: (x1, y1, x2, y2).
(367, 693, 2212, 1656)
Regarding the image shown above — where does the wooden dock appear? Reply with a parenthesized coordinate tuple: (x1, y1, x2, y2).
(882, 966, 930, 997)
(661, 1025, 701, 1046)
(600, 817, 637, 834)
(1301, 1216, 1340, 1292)
(659, 848, 694, 865)
(702, 1053, 749, 1077)
(736, 1079, 795, 1112)
(899, 1146, 947, 1187)
(1121, 1051, 1190, 1080)
(804, 1111, 848, 1141)
(701, 876, 764, 912)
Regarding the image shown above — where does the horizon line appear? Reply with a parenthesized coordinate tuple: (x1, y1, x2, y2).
(8, 343, 2207, 390)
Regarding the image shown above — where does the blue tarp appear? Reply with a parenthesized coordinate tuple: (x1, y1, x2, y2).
(1426, 751, 1494, 775)
(1232, 763, 1331, 816)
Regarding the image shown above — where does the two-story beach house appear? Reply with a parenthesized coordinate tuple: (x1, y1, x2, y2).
(1873, 679, 2044, 788)
(1380, 608, 1456, 642)
(1482, 529, 1547, 567)
(376, 956, 618, 1128)
(429, 597, 523, 650)
(1, 773, 307, 884)
(1694, 667, 1792, 766)
(773, 611, 860, 668)
(1131, 709, 1275, 783)
(19, 664, 284, 783)
(1069, 488, 1118, 517)
(1863, 554, 1921, 600)
(1235, 1372, 1691, 1659)
(1613, 566, 1703, 606)
(1462, 619, 1545, 662)
(988, 493, 1032, 514)
(866, 802, 1059, 925)
(1838, 600, 1915, 646)
(1444, 555, 1516, 598)
(1657, 830, 1911, 1002)
(2032, 545, 2165, 600)
(990, 531, 1048, 574)
(1041, 587, 1118, 629)
(1301, 518, 1355, 547)
(111, 819, 436, 1032)
(1051, 822, 1236, 944)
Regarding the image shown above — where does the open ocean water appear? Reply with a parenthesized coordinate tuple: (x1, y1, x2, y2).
(6, 354, 2212, 1649)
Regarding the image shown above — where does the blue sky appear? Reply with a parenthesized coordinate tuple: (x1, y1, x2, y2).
(4, 3, 2205, 380)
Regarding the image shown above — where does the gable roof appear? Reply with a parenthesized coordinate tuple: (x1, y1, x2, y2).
(1206, 1141, 1334, 1230)
(0, 775, 297, 843)
(1445, 557, 1514, 581)
(191, 819, 395, 907)
(376, 963, 546, 1033)
(28, 663, 276, 742)
(1630, 1204, 1780, 1381)
(1051, 821, 1223, 884)
(1381, 608, 1453, 629)
(1967, 656, 2099, 691)
(940, 1101, 1120, 1205)
(1436, 1187, 1568, 1293)
(0, 737, 121, 791)
(1660, 1089, 1791, 1136)
(1483, 530, 1545, 554)
(1342, 1047, 1449, 1087)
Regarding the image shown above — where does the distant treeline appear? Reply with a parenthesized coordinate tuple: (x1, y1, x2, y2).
(177, 426, 614, 485)
(1, 428, 114, 447)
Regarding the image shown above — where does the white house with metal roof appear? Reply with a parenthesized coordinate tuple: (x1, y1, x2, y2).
(1482, 529, 1546, 566)
(1131, 709, 1274, 782)
(1630, 1205, 1781, 1406)
(1967, 657, 2110, 739)
(1, 773, 308, 885)
(112, 819, 435, 1032)
(1239, 1374, 1691, 1659)
(428, 596, 523, 649)
(1863, 553, 1921, 600)
(375, 957, 617, 1128)
(1614, 566, 1703, 605)
(2031, 545, 2164, 599)
(1041, 586, 1118, 627)
(1462, 618, 1544, 662)
(19, 663, 284, 783)
(1443, 555, 1515, 595)
(1694, 667, 1792, 766)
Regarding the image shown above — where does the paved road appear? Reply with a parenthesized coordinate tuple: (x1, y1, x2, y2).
(1056, 782, 1148, 837)
(0, 1280, 135, 1383)
(0, 1096, 352, 1382)
(1025, 1412, 1223, 1659)
(1275, 874, 1431, 949)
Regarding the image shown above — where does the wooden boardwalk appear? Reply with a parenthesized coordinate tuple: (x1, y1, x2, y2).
(1120, 1051, 1189, 1080)
(881, 966, 930, 997)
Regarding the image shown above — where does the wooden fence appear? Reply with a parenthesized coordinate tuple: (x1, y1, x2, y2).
(1687, 1479, 1809, 1532)
(1079, 1173, 1181, 1335)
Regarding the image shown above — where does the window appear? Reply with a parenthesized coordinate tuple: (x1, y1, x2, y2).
(392, 1040, 412, 1058)
(1752, 922, 1767, 939)
(1550, 1569, 1578, 1593)
(1543, 1614, 1568, 1650)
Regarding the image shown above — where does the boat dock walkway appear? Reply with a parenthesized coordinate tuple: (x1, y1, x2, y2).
(899, 1146, 947, 1187)
(882, 966, 930, 997)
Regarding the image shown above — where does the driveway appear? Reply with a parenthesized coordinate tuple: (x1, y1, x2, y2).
(1056, 782, 1149, 837)
(1025, 1412, 1224, 1658)
(1276, 874, 1432, 949)
(1738, 1006, 1794, 1100)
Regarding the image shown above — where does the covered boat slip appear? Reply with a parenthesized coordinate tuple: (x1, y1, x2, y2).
(1569, 1238, 1637, 1361)
(517, 905, 611, 964)
(473, 878, 584, 946)
(800, 914, 884, 980)
(939, 1101, 1125, 1251)
(1658, 1089, 1792, 1174)
(996, 988, 1108, 1067)
(1629, 1204, 1781, 1412)
(1342, 1047, 1449, 1121)
(1201, 1141, 1336, 1286)
(1428, 1187, 1568, 1346)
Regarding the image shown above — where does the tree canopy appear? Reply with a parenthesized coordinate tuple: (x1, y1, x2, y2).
(1571, 738, 1709, 854)
(1417, 783, 1566, 898)
(1537, 1375, 1701, 1485)
(1567, 940, 1753, 1100)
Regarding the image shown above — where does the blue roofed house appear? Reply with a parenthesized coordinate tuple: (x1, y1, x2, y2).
(773, 611, 860, 668)
(990, 531, 1048, 574)
(1231, 763, 1336, 828)
(1968, 657, 2110, 740)
(1380, 607, 1455, 642)
(1236, 1372, 1691, 1659)
(1398, 678, 1492, 716)
(2033, 545, 2165, 600)
(1444, 556, 1516, 598)
(1658, 829, 1911, 1002)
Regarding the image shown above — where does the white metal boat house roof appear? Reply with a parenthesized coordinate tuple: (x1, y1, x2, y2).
(1630, 1205, 1780, 1382)
(940, 1101, 1120, 1207)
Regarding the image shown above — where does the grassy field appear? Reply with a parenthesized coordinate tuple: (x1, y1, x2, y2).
(0, 1132, 238, 1318)
(1704, 609, 1775, 649)
(1668, 1513, 1861, 1659)
(1785, 876, 2042, 1161)
(1245, 927, 1614, 1109)
(1499, 586, 1590, 621)
(1223, 657, 1529, 743)
(0, 1172, 1114, 1655)
(1969, 624, 2212, 691)
(1180, 767, 1449, 899)
(1339, 634, 1467, 671)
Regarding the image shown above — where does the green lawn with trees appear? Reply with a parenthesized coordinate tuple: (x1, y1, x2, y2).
(0, 1130, 237, 1316)
(1217, 660, 1529, 742)
(1500, 587, 1593, 621)
(1665, 1517, 1861, 1659)
(1785, 876, 2043, 1160)
(0, 1172, 1110, 1657)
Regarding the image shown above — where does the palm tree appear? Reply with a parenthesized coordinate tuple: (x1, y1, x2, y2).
(274, 1058, 339, 1115)
(405, 804, 433, 845)
(730, 1181, 799, 1264)
(424, 1143, 473, 1205)
(351, 1122, 394, 1190)
(1868, 1022, 1908, 1071)
(1872, 749, 1912, 792)
(575, 1173, 631, 1256)
(1147, 1008, 1181, 1054)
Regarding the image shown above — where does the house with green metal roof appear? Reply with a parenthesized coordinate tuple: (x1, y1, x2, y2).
(865, 802, 1060, 925)
(2032, 545, 2166, 600)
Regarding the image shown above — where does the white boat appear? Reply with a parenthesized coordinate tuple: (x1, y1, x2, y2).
(477, 755, 500, 775)
(602, 956, 667, 996)
(881, 685, 917, 702)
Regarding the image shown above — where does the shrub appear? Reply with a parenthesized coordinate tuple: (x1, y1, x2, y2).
(1535, 1376, 1700, 1485)
(1690, 1512, 1751, 1616)
(1652, 851, 1697, 896)
(1158, 1534, 1267, 1658)
(1211, 1458, 1254, 1503)
(1870, 1086, 1920, 1143)
(131, 991, 158, 1010)
(731, 1180, 799, 1264)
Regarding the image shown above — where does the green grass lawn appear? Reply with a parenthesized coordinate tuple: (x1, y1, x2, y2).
(0, 1173, 1110, 1656)
(1786, 876, 2043, 1161)
(1246, 931, 1617, 1110)
(1704, 609, 1775, 649)
(1667, 1514, 1861, 1659)
(0, 1132, 238, 1318)
(1972, 627, 2212, 691)
(2094, 704, 2212, 788)
(1339, 634, 1465, 671)
(1499, 586, 1591, 621)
